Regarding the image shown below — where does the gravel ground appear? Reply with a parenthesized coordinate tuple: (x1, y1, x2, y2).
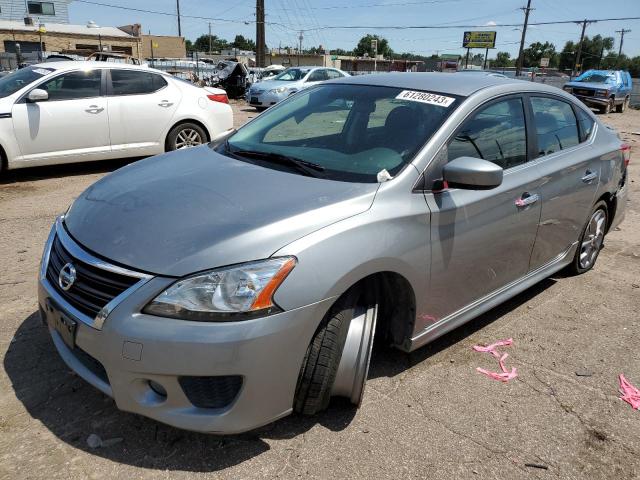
(0, 102, 639, 480)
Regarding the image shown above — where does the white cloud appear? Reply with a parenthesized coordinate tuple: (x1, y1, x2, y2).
(485, 21, 497, 26)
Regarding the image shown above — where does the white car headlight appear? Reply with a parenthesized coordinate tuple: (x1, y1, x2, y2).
(270, 86, 289, 94)
(144, 257, 296, 321)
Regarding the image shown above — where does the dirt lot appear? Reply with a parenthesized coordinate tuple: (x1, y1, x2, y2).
(1, 102, 639, 480)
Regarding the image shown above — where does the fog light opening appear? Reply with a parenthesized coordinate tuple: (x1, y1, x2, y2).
(148, 380, 167, 398)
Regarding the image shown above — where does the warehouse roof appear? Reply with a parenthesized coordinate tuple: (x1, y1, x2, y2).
(0, 20, 135, 38)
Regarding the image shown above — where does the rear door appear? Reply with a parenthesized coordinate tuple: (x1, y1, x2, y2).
(106, 69, 181, 156)
(528, 95, 600, 269)
(423, 95, 543, 321)
(11, 68, 109, 165)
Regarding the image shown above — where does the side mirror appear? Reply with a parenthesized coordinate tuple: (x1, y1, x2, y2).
(443, 156, 503, 189)
(27, 88, 48, 103)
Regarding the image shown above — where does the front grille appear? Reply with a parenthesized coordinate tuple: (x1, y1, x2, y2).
(71, 346, 110, 385)
(46, 235, 139, 318)
(574, 88, 594, 97)
(179, 376, 243, 409)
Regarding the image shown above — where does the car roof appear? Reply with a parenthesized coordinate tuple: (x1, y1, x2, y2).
(31, 60, 153, 71)
(332, 71, 525, 96)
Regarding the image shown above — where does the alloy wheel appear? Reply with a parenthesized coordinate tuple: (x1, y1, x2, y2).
(579, 209, 606, 269)
(175, 128, 204, 149)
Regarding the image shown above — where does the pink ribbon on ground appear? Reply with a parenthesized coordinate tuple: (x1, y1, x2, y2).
(619, 374, 640, 410)
(472, 338, 518, 382)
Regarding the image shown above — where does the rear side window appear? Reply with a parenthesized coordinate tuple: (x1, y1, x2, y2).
(531, 97, 579, 156)
(575, 108, 594, 142)
(39, 69, 101, 101)
(326, 70, 344, 79)
(110, 70, 167, 95)
(307, 70, 328, 82)
(448, 97, 527, 169)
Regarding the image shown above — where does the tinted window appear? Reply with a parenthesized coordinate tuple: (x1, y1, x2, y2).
(39, 70, 101, 101)
(326, 70, 344, 79)
(531, 97, 579, 156)
(226, 84, 460, 182)
(575, 108, 594, 142)
(448, 98, 527, 169)
(307, 70, 328, 82)
(272, 68, 306, 81)
(110, 70, 167, 95)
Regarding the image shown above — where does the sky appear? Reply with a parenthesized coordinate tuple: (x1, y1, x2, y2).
(69, 0, 640, 59)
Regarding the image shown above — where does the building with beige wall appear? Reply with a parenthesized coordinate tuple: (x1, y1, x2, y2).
(140, 34, 186, 59)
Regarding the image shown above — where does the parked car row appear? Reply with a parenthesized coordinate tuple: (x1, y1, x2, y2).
(0, 61, 233, 172)
(246, 66, 350, 110)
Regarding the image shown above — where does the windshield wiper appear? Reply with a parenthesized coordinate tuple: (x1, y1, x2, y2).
(227, 146, 325, 178)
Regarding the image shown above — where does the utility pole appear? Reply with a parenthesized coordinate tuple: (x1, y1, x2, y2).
(616, 28, 631, 57)
(208, 22, 212, 54)
(515, 0, 533, 77)
(256, 0, 265, 67)
(176, 0, 182, 37)
(574, 19, 592, 76)
(298, 30, 303, 66)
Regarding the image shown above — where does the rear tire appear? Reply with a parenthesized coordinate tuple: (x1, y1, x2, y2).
(166, 123, 207, 151)
(294, 286, 377, 415)
(616, 96, 629, 113)
(567, 201, 608, 275)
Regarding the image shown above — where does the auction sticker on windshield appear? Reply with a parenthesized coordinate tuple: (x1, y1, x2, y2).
(396, 90, 455, 107)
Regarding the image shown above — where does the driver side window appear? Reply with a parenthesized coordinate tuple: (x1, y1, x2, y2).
(448, 97, 527, 169)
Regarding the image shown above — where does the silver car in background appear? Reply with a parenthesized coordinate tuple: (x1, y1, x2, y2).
(38, 73, 629, 433)
(246, 66, 350, 110)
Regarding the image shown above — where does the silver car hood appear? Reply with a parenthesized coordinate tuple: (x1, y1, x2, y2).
(64, 146, 378, 277)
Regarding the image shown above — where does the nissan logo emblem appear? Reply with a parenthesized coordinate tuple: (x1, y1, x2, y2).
(58, 263, 77, 291)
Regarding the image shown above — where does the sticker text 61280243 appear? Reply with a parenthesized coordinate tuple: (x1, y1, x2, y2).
(395, 90, 456, 107)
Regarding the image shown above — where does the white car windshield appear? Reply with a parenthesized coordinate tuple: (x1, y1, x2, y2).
(0, 66, 54, 98)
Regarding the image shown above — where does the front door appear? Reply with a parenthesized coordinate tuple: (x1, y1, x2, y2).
(423, 96, 543, 322)
(106, 69, 181, 156)
(11, 68, 110, 165)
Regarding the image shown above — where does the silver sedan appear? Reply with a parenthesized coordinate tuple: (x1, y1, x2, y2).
(38, 72, 629, 433)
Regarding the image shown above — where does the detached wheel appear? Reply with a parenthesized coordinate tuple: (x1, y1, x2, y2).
(616, 96, 629, 113)
(167, 123, 207, 151)
(294, 285, 378, 415)
(568, 201, 608, 275)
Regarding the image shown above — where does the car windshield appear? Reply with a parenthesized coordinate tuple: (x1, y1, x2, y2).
(0, 66, 54, 98)
(575, 72, 615, 83)
(272, 68, 307, 81)
(223, 84, 462, 182)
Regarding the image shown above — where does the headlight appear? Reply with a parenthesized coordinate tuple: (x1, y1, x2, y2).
(270, 86, 289, 94)
(595, 90, 609, 97)
(144, 257, 296, 321)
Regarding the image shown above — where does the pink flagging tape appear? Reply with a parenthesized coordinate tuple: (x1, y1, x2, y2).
(472, 338, 518, 382)
(619, 374, 640, 410)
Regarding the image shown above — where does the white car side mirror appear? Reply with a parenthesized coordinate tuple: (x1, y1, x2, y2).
(27, 88, 49, 103)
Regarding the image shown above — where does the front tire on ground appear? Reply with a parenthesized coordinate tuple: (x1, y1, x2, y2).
(568, 201, 608, 275)
(294, 285, 378, 415)
(616, 96, 629, 113)
(166, 123, 207, 151)
(601, 98, 614, 114)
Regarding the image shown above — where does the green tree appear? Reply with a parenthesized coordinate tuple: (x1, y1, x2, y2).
(232, 35, 256, 51)
(354, 34, 392, 58)
(185, 39, 194, 52)
(522, 41, 558, 68)
(492, 51, 513, 67)
(193, 34, 229, 53)
(471, 53, 484, 66)
(559, 35, 614, 72)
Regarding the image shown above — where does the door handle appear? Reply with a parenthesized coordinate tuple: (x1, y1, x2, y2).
(581, 170, 598, 183)
(515, 193, 539, 208)
(85, 105, 104, 114)
(158, 101, 174, 108)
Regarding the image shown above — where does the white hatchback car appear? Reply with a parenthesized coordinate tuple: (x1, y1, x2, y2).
(0, 62, 233, 172)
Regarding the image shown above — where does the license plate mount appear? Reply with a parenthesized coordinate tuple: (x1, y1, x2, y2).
(251, 96, 259, 104)
(46, 299, 77, 349)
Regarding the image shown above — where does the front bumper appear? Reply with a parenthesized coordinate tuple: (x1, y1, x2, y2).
(571, 94, 610, 107)
(37, 222, 333, 434)
(246, 89, 287, 107)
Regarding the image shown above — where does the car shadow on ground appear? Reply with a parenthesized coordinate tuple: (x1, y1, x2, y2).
(0, 158, 139, 185)
(5, 278, 556, 472)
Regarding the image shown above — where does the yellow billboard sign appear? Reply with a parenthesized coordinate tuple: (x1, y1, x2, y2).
(462, 31, 496, 49)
